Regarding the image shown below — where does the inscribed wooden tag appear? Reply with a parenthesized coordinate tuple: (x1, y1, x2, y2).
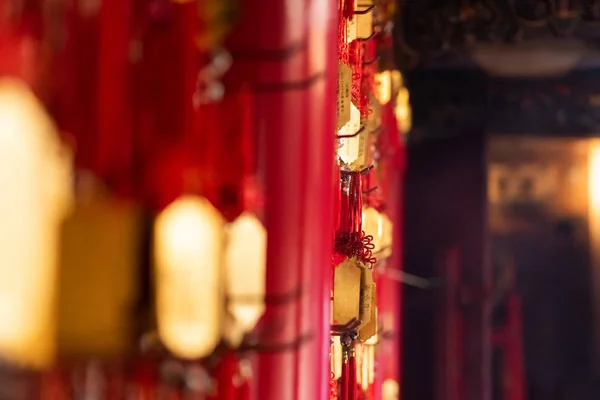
(356, 12, 373, 39)
(337, 64, 352, 130)
(359, 283, 377, 341)
(333, 257, 362, 324)
(359, 266, 374, 326)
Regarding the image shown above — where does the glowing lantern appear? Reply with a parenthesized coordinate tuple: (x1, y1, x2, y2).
(383, 379, 400, 400)
(224, 212, 267, 344)
(154, 195, 224, 359)
(360, 335, 376, 391)
(362, 207, 384, 254)
(0, 78, 73, 368)
(375, 71, 392, 105)
(395, 87, 412, 134)
(380, 213, 393, 259)
(338, 103, 369, 170)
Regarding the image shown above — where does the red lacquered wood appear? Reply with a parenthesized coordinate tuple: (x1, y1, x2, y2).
(378, 103, 405, 394)
(297, 0, 339, 398)
(97, 0, 133, 196)
(224, 0, 312, 398)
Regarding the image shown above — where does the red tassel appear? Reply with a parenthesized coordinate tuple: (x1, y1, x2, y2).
(341, 356, 350, 400)
(348, 352, 357, 400)
(342, 0, 355, 20)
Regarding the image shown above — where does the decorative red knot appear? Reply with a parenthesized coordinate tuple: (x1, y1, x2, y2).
(334, 231, 377, 266)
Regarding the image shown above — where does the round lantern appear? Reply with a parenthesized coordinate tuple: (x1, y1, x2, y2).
(0, 78, 73, 368)
(224, 212, 267, 344)
(154, 195, 224, 359)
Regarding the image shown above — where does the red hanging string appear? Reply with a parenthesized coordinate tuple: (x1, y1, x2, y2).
(335, 171, 376, 265)
(338, 0, 350, 63)
(341, 356, 350, 400)
(349, 41, 371, 118)
(342, 0, 355, 20)
(348, 354, 357, 400)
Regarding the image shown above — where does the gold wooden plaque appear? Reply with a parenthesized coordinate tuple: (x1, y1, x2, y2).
(333, 257, 362, 324)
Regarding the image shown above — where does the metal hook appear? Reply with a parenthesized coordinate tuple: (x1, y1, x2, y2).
(354, 4, 376, 14)
(336, 124, 365, 139)
(360, 165, 375, 175)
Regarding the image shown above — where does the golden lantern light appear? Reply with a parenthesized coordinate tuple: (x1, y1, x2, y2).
(375, 71, 392, 105)
(383, 379, 400, 400)
(395, 87, 412, 134)
(154, 195, 224, 359)
(224, 212, 267, 345)
(362, 206, 384, 254)
(0, 78, 73, 368)
(379, 212, 393, 259)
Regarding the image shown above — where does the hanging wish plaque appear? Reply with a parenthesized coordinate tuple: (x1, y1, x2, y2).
(356, 12, 373, 39)
(359, 283, 377, 341)
(337, 64, 352, 130)
(333, 257, 364, 325)
(358, 266, 373, 327)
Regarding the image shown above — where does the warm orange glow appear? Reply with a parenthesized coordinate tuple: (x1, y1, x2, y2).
(359, 340, 376, 391)
(380, 213, 393, 258)
(383, 379, 400, 400)
(375, 71, 392, 105)
(224, 212, 267, 337)
(154, 195, 224, 359)
(362, 207, 384, 254)
(589, 141, 600, 356)
(332, 336, 343, 379)
(0, 78, 73, 368)
(395, 87, 412, 134)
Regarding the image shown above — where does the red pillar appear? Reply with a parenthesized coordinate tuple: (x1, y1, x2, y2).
(225, 0, 336, 398)
(379, 103, 405, 394)
(297, 0, 339, 399)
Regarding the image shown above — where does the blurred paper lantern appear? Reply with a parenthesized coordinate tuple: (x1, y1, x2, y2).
(58, 195, 142, 358)
(154, 195, 224, 359)
(383, 379, 399, 400)
(360, 333, 377, 391)
(338, 103, 369, 170)
(0, 78, 73, 368)
(224, 212, 267, 345)
(362, 207, 384, 254)
(375, 71, 392, 105)
(394, 87, 411, 134)
(380, 213, 393, 259)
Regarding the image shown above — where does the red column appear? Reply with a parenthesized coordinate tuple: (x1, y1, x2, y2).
(378, 103, 405, 394)
(297, 0, 338, 398)
(225, 0, 336, 398)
